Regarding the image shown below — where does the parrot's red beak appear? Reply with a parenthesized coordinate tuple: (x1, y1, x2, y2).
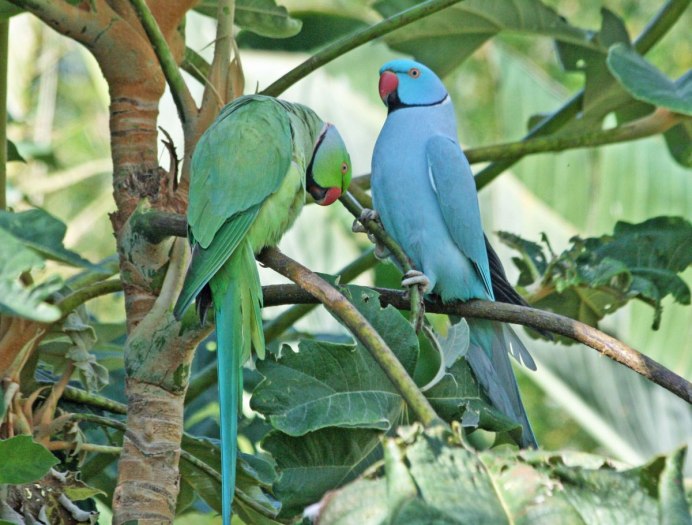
(308, 184, 342, 206)
(317, 187, 342, 206)
(379, 71, 399, 105)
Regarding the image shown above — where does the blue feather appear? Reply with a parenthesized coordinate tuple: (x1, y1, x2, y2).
(372, 59, 537, 447)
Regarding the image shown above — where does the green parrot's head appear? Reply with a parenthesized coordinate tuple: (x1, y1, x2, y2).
(307, 124, 352, 206)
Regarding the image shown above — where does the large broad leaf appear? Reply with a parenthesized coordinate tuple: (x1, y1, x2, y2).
(0, 228, 62, 322)
(252, 286, 517, 518)
(317, 427, 691, 524)
(555, 8, 635, 129)
(238, 11, 368, 51)
(500, 216, 692, 333)
(0, 209, 101, 270)
(607, 44, 692, 116)
(252, 286, 419, 436)
(373, 0, 595, 76)
(0, 436, 59, 484)
(194, 0, 302, 38)
(262, 428, 383, 518)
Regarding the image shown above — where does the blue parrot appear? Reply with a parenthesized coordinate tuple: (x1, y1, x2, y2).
(371, 59, 537, 447)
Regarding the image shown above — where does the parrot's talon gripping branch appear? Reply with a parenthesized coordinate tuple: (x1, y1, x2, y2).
(359, 208, 379, 223)
(401, 270, 430, 293)
(341, 194, 423, 330)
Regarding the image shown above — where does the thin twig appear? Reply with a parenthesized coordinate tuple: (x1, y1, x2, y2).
(57, 278, 123, 316)
(258, 247, 445, 427)
(261, 0, 466, 97)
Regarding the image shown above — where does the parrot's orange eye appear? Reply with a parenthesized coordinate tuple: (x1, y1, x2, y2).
(408, 68, 420, 78)
(341, 162, 349, 174)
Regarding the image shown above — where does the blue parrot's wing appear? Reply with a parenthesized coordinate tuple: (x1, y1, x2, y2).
(426, 135, 493, 298)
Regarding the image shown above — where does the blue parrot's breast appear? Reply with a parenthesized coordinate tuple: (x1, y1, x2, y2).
(372, 102, 491, 302)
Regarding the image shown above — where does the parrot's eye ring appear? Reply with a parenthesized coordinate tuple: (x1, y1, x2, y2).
(408, 68, 420, 78)
(341, 162, 349, 174)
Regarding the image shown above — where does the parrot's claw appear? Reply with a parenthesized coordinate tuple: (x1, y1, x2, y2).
(359, 208, 380, 223)
(401, 270, 430, 293)
(351, 220, 367, 234)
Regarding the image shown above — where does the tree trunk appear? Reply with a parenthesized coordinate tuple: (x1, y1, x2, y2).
(12, 1, 205, 522)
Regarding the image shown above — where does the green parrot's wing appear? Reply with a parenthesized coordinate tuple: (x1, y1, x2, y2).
(173, 205, 260, 318)
(188, 95, 293, 249)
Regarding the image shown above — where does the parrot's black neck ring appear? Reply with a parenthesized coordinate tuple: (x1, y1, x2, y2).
(387, 94, 449, 114)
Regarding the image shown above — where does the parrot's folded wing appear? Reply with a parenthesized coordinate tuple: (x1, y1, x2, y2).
(426, 136, 492, 297)
(173, 206, 260, 319)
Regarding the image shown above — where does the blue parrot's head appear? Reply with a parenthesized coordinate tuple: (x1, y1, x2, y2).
(378, 59, 447, 111)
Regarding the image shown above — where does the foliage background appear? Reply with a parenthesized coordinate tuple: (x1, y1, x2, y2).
(3, 0, 691, 522)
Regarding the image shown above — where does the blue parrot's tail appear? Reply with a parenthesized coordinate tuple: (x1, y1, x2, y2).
(210, 241, 265, 525)
(466, 319, 538, 448)
(213, 277, 242, 525)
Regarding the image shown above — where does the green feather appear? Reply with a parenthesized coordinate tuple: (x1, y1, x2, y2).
(173, 94, 351, 524)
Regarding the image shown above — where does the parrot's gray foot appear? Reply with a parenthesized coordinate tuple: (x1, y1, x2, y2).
(401, 270, 430, 293)
(352, 208, 390, 259)
(359, 208, 379, 222)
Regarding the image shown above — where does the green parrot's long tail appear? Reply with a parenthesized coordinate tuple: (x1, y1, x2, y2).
(209, 240, 265, 525)
(466, 318, 538, 448)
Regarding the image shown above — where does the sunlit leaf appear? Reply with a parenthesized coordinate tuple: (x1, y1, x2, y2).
(318, 427, 689, 524)
(608, 44, 692, 115)
(0, 228, 62, 322)
(501, 216, 692, 332)
(0, 209, 101, 270)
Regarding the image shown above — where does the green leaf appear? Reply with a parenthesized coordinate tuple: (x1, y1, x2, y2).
(0, 436, 59, 484)
(496, 231, 547, 286)
(263, 428, 382, 517)
(503, 217, 692, 332)
(195, 0, 302, 38)
(0, 228, 63, 322)
(252, 286, 419, 436)
(0, 209, 101, 270)
(7, 139, 25, 162)
(658, 448, 691, 525)
(179, 434, 279, 517)
(0, 0, 21, 18)
(318, 427, 688, 524)
(664, 120, 692, 168)
(62, 478, 107, 501)
(373, 0, 595, 76)
(238, 12, 368, 51)
(555, 8, 634, 128)
(253, 340, 407, 435)
(607, 44, 692, 115)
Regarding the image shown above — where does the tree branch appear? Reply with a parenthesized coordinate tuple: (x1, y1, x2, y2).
(474, 0, 690, 190)
(263, 248, 378, 342)
(129, 0, 197, 126)
(262, 284, 692, 404)
(261, 0, 466, 97)
(258, 247, 445, 427)
(130, 209, 692, 403)
(57, 278, 123, 316)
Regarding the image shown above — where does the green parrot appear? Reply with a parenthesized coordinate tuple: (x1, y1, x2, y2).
(173, 94, 352, 523)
